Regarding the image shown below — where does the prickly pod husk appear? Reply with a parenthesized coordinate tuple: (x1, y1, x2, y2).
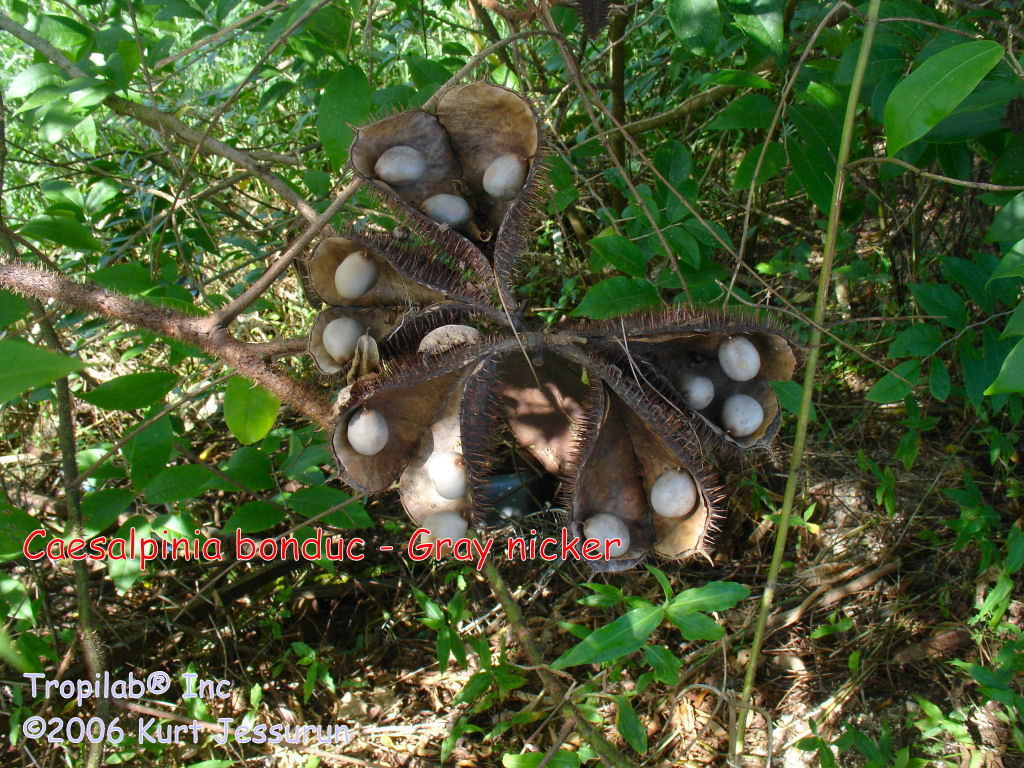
(300, 80, 801, 572)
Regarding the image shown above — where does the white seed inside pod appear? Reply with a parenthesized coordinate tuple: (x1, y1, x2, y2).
(321, 317, 365, 364)
(718, 336, 761, 381)
(650, 470, 698, 518)
(346, 408, 389, 456)
(421, 194, 471, 227)
(422, 511, 469, 544)
(427, 451, 468, 500)
(334, 250, 379, 299)
(583, 513, 630, 558)
(374, 145, 426, 185)
(680, 374, 715, 410)
(721, 394, 764, 437)
(482, 153, 528, 200)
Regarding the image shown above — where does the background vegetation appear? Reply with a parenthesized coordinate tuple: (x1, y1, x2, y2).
(0, 0, 1022, 766)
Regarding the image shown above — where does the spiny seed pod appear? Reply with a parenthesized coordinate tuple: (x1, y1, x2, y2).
(334, 250, 380, 299)
(347, 408, 390, 456)
(421, 511, 469, 544)
(417, 324, 484, 358)
(650, 470, 698, 518)
(721, 393, 764, 437)
(374, 145, 427, 185)
(680, 374, 715, 410)
(321, 317, 365, 364)
(483, 153, 528, 200)
(718, 336, 761, 381)
(421, 194, 471, 228)
(584, 513, 631, 558)
(427, 451, 468, 500)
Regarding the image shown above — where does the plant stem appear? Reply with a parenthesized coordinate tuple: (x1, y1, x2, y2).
(731, 0, 883, 761)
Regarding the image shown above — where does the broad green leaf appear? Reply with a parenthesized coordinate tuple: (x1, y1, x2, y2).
(910, 283, 967, 329)
(884, 41, 1004, 156)
(91, 263, 155, 294)
(0, 339, 85, 402)
(223, 376, 280, 445)
(666, 0, 721, 57)
(9, 63, 65, 99)
(889, 324, 942, 358)
(708, 94, 776, 130)
(983, 338, 1024, 395)
(144, 465, 215, 504)
(80, 371, 178, 411)
(222, 501, 286, 535)
(551, 604, 664, 669)
(285, 487, 372, 528)
(670, 611, 725, 641)
(771, 380, 816, 421)
(730, 0, 784, 59)
(589, 235, 647, 277)
(123, 416, 174, 491)
(571, 277, 661, 319)
(707, 70, 771, 89)
(0, 290, 31, 329)
(502, 752, 580, 768)
(18, 214, 103, 252)
(986, 192, 1024, 242)
(1002, 299, 1024, 338)
(644, 645, 681, 685)
(666, 581, 749, 617)
(988, 240, 1024, 283)
(614, 695, 648, 754)
(216, 446, 276, 492)
(318, 65, 372, 171)
(866, 359, 921, 403)
(0, 506, 42, 561)
(81, 488, 134, 537)
(929, 359, 950, 402)
(787, 103, 841, 212)
(732, 141, 785, 191)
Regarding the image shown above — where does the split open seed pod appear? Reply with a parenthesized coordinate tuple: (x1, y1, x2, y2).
(300, 236, 443, 308)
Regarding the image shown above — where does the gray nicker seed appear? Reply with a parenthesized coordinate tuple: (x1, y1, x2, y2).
(321, 317, 365, 363)
(374, 145, 427, 185)
(421, 194, 471, 228)
(334, 250, 380, 299)
(721, 393, 764, 437)
(346, 408, 390, 456)
(482, 153, 528, 200)
(718, 336, 761, 382)
(650, 470, 698, 518)
(583, 513, 630, 558)
(680, 374, 715, 410)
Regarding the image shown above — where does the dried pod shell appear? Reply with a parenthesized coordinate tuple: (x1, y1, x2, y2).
(418, 324, 484, 358)
(302, 236, 442, 308)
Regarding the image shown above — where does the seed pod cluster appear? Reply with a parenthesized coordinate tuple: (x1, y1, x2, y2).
(297, 80, 799, 574)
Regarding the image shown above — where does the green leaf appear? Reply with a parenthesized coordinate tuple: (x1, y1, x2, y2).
(1004, 299, 1024, 339)
(223, 376, 280, 445)
(9, 63, 65, 100)
(889, 324, 942, 358)
(614, 695, 648, 754)
(771, 380, 816, 421)
(666, 0, 721, 57)
(91, 263, 155, 294)
(285, 487, 372, 528)
(123, 416, 173, 491)
(0, 339, 85, 403)
(644, 645, 681, 685)
(0, 506, 43, 561)
(589, 234, 647, 277)
(884, 41, 1004, 156)
(986, 192, 1024, 242)
(983, 338, 1024, 395)
(216, 447, 276, 492)
(730, 0, 785, 59)
(571, 277, 661, 319)
(732, 141, 785, 191)
(866, 359, 921, 403)
(144, 465, 215, 504)
(318, 65, 372, 172)
(929, 359, 950, 402)
(18, 214, 103, 252)
(222, 501, 286, 535)
(707, 70, 771, 89)
(80, 371, 178, 411)
(81, 488, 134, 537)
(502, 752, 580, 768)
(551, 605, 664, 669)
(989, 240, 1024, 282)
(669, 611, 725, 641)
(665, 580, 750, 616)
(910, 283, 967, 329)
(787, 103, 841, 212)
(708, 94, 776, 130)
(0, 290, 31, 329)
